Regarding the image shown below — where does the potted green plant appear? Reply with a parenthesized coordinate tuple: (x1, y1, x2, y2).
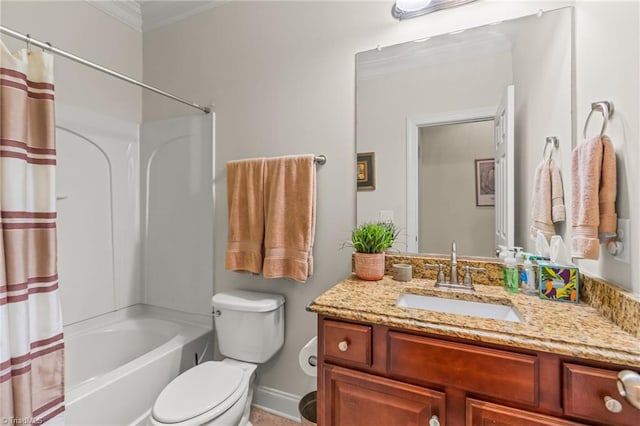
(348, 221, 399, 280)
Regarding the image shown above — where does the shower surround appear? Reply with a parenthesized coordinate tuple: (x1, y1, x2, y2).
(53, 105, 214, 423)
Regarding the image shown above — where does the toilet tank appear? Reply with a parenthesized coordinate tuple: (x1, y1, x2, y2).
(211, 290, 285, 363)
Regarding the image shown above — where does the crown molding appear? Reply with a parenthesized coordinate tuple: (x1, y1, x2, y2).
(86, 0, 142, 32)
(358, 32, 511, 81)
(141, 1, 230, 32)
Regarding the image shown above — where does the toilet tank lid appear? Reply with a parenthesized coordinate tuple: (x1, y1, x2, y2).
(212, 290, 285, 312)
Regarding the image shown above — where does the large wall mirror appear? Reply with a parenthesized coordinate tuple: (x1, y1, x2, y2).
(356, 7, 572, 258)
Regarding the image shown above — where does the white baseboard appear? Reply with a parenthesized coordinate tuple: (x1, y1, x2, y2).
(252, 385, 305, 422)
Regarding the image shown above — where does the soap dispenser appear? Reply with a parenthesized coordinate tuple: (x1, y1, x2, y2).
(503, 255, 519, 293)
(496, 245, 509, 260)
(520, 259, 536, 295)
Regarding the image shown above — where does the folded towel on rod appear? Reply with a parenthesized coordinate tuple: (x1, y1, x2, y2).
(599, 136, 617, 238)
(570, 135, 617, 259)
(530, 159, 565, 242)
(225, 158, 265, 274)
(551, 161, 566, 223)
(530, 161, 554, 241)
(262, 155, 316, 282)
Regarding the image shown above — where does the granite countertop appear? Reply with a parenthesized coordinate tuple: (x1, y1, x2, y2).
(309, 275, 640, 367)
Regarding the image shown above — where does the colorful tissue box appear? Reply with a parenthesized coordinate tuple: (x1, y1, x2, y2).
(538, 261, 579, 303)
(521, 252, 550, 263)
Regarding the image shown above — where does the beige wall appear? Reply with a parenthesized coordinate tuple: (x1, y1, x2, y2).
(572, 1, 638, 291)
(420, 121, 495, 257)
(142, 0, 640, 400)
(144, 1, 370, 399)
(1, 1, 142, 122)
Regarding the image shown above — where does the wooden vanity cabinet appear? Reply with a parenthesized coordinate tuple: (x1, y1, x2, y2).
(317, 315, 640, 426)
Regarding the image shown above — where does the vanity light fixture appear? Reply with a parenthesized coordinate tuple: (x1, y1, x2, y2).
(392, 0, 478, 20)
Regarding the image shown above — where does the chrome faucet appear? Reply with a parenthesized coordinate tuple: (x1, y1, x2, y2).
(425, 241, 485, 291)
(450, 241, 459, 284)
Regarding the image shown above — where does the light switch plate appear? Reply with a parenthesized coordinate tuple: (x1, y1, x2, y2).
(612, 218, 630, 263)
(380, 210, 394, 222)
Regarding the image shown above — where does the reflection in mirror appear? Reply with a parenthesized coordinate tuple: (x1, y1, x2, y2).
(356, 7, 572, 258)
(419, 121, 494, 255)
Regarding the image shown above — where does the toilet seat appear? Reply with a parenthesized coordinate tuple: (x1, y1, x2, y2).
(152, 361, 246, 424)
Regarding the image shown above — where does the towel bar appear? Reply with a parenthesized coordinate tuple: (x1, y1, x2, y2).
(582, 101, 614, 139)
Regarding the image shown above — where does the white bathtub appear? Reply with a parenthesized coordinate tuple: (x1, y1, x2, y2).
(63, 304, 213, 425)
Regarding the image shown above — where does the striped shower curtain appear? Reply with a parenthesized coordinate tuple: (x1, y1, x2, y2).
(0, 42, 65, 422)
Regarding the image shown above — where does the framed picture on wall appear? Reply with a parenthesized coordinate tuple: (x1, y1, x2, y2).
(357, 152, 375, 191)
(475, 158, 495, 206)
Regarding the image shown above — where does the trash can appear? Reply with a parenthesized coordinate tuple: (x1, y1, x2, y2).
(299, 391, 317, 426)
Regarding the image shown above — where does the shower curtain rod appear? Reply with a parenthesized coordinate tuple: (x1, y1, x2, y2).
(0, 25, 211, 114)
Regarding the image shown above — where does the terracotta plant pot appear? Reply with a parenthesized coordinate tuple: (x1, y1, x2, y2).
(354, 252, 385, 281)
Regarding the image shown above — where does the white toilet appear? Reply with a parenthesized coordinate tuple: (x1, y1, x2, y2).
(150, 290, 285, 426)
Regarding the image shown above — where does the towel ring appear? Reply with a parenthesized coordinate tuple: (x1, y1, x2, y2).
(583, 101, 614, 139)
(543, 136, 559, 162)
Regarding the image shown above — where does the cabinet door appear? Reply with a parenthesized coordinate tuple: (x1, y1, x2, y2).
(563, 363, 640, 426)
(322, 364, 445, 426)
(466, 399, 583, 426)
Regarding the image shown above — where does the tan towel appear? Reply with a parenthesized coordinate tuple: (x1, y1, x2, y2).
(225, 158, 265, 274)
(530, 161, 555, 241)
(262, 155, 316, 282)
(571, 135, 617, 259)
(599, 136, 617, 238)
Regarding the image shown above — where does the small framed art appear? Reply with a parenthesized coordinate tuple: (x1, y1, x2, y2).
(357, 152, 375, 191)
(475, 158, 495, 206)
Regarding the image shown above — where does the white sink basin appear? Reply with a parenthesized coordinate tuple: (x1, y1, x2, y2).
(396, 293, 522, 323)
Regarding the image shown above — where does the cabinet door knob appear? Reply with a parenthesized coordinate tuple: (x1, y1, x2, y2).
(337, 340, 349, 352)
(429, 415, 440, 426)
(604, 396, 623, 413)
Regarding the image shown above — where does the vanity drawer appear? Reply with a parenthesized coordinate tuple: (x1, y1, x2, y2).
(388, 332, 538, 405)
(322, 320, 372, 368)
(467, 398, 583, 425)
(563, 363, 640, 425)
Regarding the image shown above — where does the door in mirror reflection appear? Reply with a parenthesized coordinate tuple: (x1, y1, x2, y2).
(494, 84, 515, 251)
(412, 85, 513, 258)
(418, 120, 495, 256)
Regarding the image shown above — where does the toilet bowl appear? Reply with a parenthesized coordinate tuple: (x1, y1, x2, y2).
(150, 359, 257, 426)
(150, 290, 285, 426)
